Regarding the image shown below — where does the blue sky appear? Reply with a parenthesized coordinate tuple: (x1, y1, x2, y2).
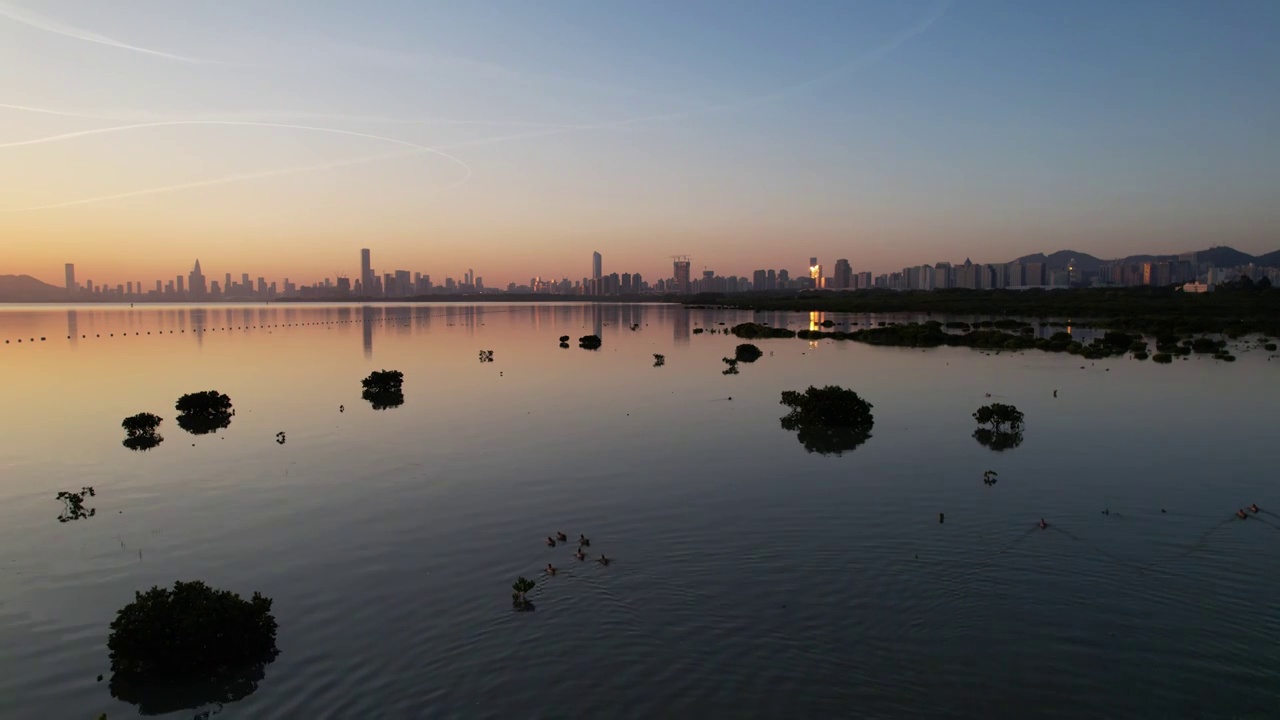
(1, 0, 1276, 284)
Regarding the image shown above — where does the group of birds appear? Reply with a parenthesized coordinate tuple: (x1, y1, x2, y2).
(1237, 503, 1262, 520)
(544, 531, 610, 575)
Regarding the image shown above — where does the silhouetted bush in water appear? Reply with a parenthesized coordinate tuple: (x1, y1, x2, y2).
(653, 353, 665, 367)
(558, 335, 570, 343)
(121, 413, 164, 451)
(779, 386, 875, 456)
(511, 576, 536, 611)
(478, 350, 494, 363)
(578, 335, 602, 350)
(1267, 343, 1278, 351)
(559, 341, 570, 349)
(175, 391, 234, 435)
(722, 357, 739, 375)
(731, 322, 796, 339)
(734, 343, 763, 363)
(361, 370, 405, 410)
(107, 581, 278, 715)
(973, 403, 1025, 452)
(693, 328, 705, 334)
(57, 486, 96, 522)
(1152, 352, 1174, 364)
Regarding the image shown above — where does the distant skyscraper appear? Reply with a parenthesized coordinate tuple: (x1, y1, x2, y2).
(361, 248, 373, 296)
(673, 256, 691, 294)
(834, 259, 852, 289)
(592, 252, 602, 281)
(189, 259, 207, 298)
(176, 275, 185, 295)
(809, 257, 823, 289)
(64, 263, 76, 295)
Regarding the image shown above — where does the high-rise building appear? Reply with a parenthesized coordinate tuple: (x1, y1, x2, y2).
(833, 259, 852, 289)
(395, 270, 411, 296)
(64, 263, 76, 295)
(592, 252, 602, 281)
(767, 269, 777, 290)
(189, 259, 207, 298)
(176, 275, 185, 295)
(753, 269, 767, 290)
(809, 257, 823, 289)
(361, 249, 373, 297)
(673, 256, 691, 294)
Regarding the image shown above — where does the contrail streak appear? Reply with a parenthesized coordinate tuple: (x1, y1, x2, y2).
(0, 103, 586, 129)
(0, 1, 950, 212)
(0, 1, 206, 63)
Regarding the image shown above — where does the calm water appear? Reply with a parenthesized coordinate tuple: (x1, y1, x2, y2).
(1, 303, 1277, 719)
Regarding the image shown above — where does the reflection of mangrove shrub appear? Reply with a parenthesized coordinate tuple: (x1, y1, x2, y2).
(121, 413, 164, 451)
(175, 391, 234, 435)
(107, 581, 279, 715)
(734, 343, 763, 363)
(973, 403, 1025, 452)
(721, 357, 739, 375)
(578, 335, 602, 350)
(57, 486, 96, 522)
(511, 576, 536, 611)
(974, 427, 1024, 451)
(653, 354, 665, 367)
(779, 386, 875, 456)
(361, 370, 405, 410)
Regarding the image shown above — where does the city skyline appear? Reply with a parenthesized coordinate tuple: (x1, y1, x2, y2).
(45, 243, 1280, 303)
(3, 2, 1278, 286)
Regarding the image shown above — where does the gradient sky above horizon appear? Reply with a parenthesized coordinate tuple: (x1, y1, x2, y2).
(2, 0, 1278, 287)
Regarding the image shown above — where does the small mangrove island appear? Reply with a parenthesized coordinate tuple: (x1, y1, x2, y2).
(779, 385, 875, 456)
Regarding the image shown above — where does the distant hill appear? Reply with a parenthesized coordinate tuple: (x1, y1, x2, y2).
(0, 275, 66, 302)
(1193, 246, 1256, 267)
(1010, 246, 1279, 270)
(1253, 249, 1280, 267)
(1013, 250, 1106, 272)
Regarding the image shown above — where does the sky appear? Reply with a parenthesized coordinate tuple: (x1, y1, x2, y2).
(1, 0, 1278, 287)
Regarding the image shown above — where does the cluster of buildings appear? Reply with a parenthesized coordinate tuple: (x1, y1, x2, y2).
(60, 247, 1280, 302)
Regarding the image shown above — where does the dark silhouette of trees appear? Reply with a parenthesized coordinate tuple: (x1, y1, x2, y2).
(107, 581, 278, 715)
(578, 335, 602, 350)
(175, 391, 234, 435)
(734, 343, 764, 363)
(731, 322, 797, 339)
(779, 386, 875, 456)
(973, 403, 1025, 452)
(122, 413, 164, 451)
(361, 370, 405, 410)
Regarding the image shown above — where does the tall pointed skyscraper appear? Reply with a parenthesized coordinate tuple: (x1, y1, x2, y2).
(188, 259, 207, 298)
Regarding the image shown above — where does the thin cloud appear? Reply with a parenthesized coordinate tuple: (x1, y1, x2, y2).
(0, 0, 207, 63)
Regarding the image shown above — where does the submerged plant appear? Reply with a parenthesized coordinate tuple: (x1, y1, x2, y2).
(972, 403, 1025, 452)
(57, 486, 96, 522)
(121, 413, 164, 451)
(175, 391, 234, 436)
(511, 576, 536, 611)
(361, 370, 405, 410)
(107, 581, 279, 714)
(778, 386, 875, 456)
